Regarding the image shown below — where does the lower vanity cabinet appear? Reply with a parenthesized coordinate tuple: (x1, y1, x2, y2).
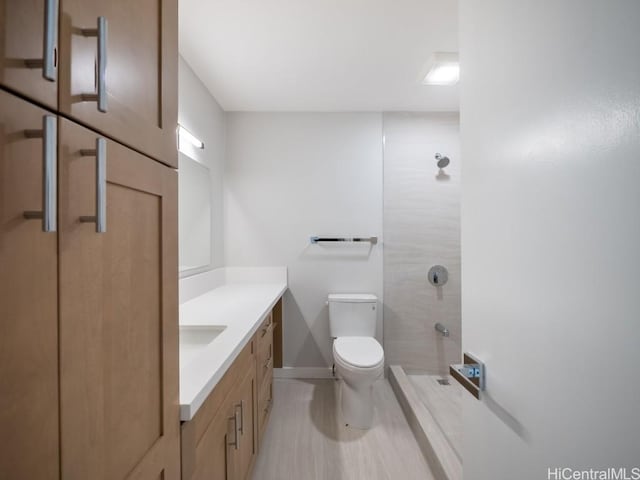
(182, 334, 258, 480)
(186, 401, 236, 480)
(231, 364, 257, 480)
(181, 306, 281, 480)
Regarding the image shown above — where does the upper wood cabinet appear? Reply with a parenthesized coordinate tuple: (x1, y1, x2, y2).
(0, 0, 177, 167)
(57, 117, 180, 479)
(0, 0, 59, 108)
(58, 0, 178, 168)
(0, 88, 59, 480)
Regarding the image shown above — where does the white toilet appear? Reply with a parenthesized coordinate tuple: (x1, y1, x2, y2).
(329, 293, 384, 429)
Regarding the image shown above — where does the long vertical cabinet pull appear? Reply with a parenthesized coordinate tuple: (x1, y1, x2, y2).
(79, 138, 107, 232)
(42, 116, 57, 231)
(23, 115, 57, 232)
(23, 0, 58, 80)
(234, 409, 241, 449)
(43, 0, 58, 81)
(228, 414, 239, 450)
(80, 17, 108, 112)
(238, 401, 245, 434)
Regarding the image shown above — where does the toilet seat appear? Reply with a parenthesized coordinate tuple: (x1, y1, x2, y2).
(333, 337, 384, 369)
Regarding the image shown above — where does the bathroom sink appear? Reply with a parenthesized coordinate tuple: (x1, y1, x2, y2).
(179, 325, 226, 368)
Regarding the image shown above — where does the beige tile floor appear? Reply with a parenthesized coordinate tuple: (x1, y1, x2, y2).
(251, 378, 435, 480)
(407, 375, 463, 461)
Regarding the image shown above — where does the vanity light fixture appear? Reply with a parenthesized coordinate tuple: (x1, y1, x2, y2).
(422, 52, 460, 86)
(178, 125, 204, 150)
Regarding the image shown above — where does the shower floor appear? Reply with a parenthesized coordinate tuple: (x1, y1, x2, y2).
(407, 373, 464, 460)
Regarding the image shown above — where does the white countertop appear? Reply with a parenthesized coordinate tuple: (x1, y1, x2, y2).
(179, 279, 287, 421)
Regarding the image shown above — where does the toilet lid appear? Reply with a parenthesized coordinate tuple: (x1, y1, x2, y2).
(334, 337, 384, 368)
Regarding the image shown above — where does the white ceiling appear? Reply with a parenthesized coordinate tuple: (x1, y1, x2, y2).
(179, 0, 459, 112)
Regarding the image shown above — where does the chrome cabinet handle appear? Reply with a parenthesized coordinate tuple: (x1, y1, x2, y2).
(263, 346, 273, 370)
(24, 0, 58, 80)
(23, 115, 57, 232)
(42, 116, 57, 231)
(81, 17, 108, 112)
(263, 398, 272, 414)
(263, 356, 273, 371)
(237, 401, 245, 434)
(43, 0, 58, 81)
(261, 319, 271, 337)
(79, 138, 107, 233)
(227, 414, 238, 450)
(229, 410, 241, 450)
(235, 409, 241, 447)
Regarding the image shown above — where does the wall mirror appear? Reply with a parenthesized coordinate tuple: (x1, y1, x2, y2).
(178, 153, 212, 275)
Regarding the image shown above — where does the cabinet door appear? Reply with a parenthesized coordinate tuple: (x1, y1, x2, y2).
(234, 368, 257, 480)
(0, 0, 58, 108)
(0, 91, 59, 478)
(58, 0, 177, 167)
(191, 403, 237, 480)
(257, 371, 274, 446)
(58, 117, 180, 479)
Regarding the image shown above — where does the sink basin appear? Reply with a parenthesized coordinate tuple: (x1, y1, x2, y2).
(179, 325, 226, 368)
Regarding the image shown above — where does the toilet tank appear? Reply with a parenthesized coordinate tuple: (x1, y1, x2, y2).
(328, 294, 377, 338)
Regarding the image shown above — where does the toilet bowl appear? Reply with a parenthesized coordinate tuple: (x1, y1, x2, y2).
(333, 336, 384, 429)
(328, 293, 384, 428)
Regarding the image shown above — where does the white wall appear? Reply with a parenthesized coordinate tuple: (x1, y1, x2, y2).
(225, 113, 383, 368)
(178, 56, 226, 271)
(460, 1, 640, 477)
(383, 113, 461, 374)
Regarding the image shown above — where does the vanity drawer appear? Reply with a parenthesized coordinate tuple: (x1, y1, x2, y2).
(257, 326, 273, 391)
(257, 312, 273, 349)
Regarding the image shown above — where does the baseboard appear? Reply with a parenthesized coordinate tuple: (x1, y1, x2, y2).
(388, 365, 462, 480)
(273, 367, 334, 379)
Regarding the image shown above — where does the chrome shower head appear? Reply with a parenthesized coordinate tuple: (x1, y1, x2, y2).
(435, 153, 450, 169)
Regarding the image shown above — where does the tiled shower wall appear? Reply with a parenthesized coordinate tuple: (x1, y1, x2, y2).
(383, 112, 461, 374)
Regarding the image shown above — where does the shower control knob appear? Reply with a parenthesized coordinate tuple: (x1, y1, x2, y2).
(428, 265, 449, 287)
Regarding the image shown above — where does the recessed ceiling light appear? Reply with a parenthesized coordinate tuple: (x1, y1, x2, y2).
(422, 53, 459, 86)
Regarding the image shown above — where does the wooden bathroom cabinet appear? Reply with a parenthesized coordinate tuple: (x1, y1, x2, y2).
(0, 0, 178, 167)
(0, 0, 180, 478)
(181, 311, 277, 480)
(57, 117, 180, 480)
(0, 83, 60, 480)
(58, 0, 178, 167)
(0, 88, 181, 480)
(0, 0, 59, 108)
